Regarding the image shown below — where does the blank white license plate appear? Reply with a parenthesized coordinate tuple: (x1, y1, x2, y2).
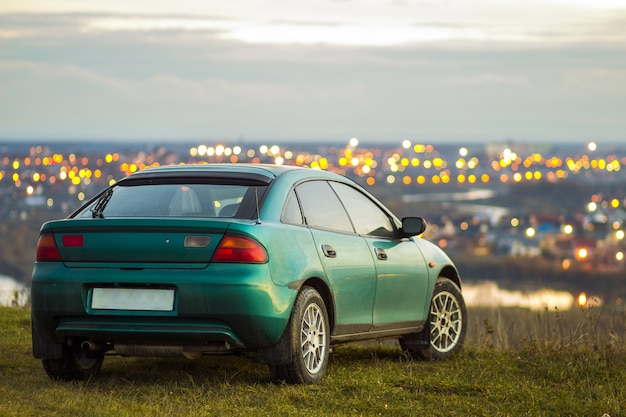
(91, 288, 175, 311)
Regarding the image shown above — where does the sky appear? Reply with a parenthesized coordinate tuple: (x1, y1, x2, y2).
(1, 0, 625, 144)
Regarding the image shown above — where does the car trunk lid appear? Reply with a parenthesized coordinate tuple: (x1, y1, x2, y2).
(43, 218, 230, 265)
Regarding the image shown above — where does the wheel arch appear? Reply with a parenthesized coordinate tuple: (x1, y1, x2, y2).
(437, 264, 462, 289)
(298, 277, 336, 334)
(259, 276, 334, 368)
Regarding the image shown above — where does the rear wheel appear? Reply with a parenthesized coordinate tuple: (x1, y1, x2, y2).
(401, 277, 466, 360)
(269, 286, 330, 384)
(42, 340, 104, 381)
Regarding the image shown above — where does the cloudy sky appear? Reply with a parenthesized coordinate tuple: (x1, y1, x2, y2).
(1, 0, 625, 144)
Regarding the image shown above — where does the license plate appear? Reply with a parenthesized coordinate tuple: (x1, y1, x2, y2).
(91, 288, 175, 311)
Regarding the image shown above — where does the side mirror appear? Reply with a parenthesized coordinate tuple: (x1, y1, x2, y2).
(400, 217, 427, 237)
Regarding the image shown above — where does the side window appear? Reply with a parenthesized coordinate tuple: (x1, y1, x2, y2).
(295, 181, 355, 234)
(282, 190, 304, 225)
(329, 182, 396, 238)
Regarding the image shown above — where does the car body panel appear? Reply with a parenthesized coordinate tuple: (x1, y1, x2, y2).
(308, 228, 377, 335)
(42, 218, 228, 264)
(368, 236, 432, 329)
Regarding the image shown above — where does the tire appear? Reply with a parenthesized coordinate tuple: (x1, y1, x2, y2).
(401, 277, 466, 360)
(42, 340, 104, 381)
(269, 286, 330, 384)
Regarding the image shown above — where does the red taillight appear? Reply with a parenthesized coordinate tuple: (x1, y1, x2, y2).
(36, 233, 61, 261)
(212, 235, 268, 263)
(62, 235, 84, 247)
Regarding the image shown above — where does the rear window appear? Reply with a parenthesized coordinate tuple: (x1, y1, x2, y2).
(74, 183, 265, 219)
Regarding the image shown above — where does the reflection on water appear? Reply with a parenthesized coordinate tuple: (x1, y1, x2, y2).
(0, 275, 601, 312)
(0, 275, 29, 307)
(463, 281, 579, 311)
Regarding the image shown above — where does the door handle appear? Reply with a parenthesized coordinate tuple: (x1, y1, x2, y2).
(375, 247, 387, 260)
(321, 244, 337, 258)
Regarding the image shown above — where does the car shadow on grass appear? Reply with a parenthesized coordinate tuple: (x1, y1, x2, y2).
(85, 341, 426, 387)
(97, 353, 270, 386)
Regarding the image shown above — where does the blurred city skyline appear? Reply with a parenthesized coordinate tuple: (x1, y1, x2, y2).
(1, 0, 626, 143)
(1, 138, 625, 307)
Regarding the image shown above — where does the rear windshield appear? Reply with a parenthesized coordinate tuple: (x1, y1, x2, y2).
(74, 183, 266, 219)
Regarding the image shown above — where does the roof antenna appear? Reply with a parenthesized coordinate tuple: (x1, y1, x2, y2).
(254, 187, 262, 224)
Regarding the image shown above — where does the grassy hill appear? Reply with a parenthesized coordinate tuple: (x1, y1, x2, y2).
(2, 306, 625, 416)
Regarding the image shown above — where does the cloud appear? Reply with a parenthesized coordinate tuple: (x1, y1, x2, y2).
(4, 8, 626, 46)
(1, 10, 625, 142)
(442, 74, 533, 88)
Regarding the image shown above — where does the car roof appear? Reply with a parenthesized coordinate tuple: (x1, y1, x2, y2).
(118, 163, 313, 185)
(121, 163, 349, 183)
(132, 163, 300, 177)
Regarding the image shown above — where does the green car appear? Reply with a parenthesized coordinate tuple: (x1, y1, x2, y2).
(32, 164, 466, 384)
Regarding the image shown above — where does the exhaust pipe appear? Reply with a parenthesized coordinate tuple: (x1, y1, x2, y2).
(81, 340, 106, 353)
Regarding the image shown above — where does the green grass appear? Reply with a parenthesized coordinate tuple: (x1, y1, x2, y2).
(2, 306, 626, 416)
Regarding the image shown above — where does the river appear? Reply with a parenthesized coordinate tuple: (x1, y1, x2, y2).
(1, 274, 584, 311)
(0, 275, 29, 307)
(462, 281, 581, 311)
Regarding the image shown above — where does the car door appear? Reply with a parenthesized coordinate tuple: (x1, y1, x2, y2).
(329, 182, 430, 330)
(293, 181, 376, 335)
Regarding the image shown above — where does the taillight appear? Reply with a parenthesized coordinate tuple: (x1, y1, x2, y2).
(212, 235, 268, 263)
(36, 233, 61, 261)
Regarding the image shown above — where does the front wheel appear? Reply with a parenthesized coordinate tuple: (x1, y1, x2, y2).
(269, 286, 330, 384)
(401, 277, 466, 360)
(42, 340, 104, 381)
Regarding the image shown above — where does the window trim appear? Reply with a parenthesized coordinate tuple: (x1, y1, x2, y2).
(328, 180, 400, 239)
(282, 178, 402, 239)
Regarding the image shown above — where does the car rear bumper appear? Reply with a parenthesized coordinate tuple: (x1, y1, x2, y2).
(31, 261, 296, 350)
(54, 316, 246, 347)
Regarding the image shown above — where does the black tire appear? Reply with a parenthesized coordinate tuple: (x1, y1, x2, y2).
(401, 277, 466, 360)
(42, 340, 104, 381)
(269, 286, 330, 384)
